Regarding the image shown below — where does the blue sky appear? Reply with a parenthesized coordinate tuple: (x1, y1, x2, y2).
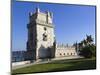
(12, 1, 96, 51)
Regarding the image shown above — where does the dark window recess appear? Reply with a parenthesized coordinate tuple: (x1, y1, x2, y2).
(67, 53, 69, 55)
(44, 27, 47, 31)
(43, 33, 47, 41)
(71, 53, 72, 55)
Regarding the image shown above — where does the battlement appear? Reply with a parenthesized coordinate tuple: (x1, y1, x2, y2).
(56, 44, 75, 48)
(29, 8, 53, 24)
(55, 43, 77, 57)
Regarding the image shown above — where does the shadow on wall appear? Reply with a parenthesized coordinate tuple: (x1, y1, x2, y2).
(38, 45, 54, 59)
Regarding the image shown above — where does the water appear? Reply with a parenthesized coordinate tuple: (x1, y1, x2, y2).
(12, 51, 26, 62)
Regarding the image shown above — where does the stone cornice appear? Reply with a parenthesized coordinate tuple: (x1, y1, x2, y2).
(37, 22, 54, 28)
(36, 20, 54, 28)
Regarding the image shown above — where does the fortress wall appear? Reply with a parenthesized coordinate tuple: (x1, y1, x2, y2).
(55, 44, 77, 58)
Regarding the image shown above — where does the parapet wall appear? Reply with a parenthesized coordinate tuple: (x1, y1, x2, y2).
(55, 44, 77, 58)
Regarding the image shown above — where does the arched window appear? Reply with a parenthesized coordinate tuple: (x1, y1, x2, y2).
(71, 53, 72, 55)
(60, 53, 62, 55)
(44, 27, 47, 31)
(43, 33, 47, 41)
(67, 53, 69, 55)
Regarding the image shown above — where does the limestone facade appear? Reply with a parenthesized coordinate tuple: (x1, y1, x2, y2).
(27, 8, 55, 60)
(26, 8, 77, 61)
(55, 44, 77, 58)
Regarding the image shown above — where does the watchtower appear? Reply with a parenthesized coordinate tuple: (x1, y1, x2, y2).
(26, 8, 55, 61)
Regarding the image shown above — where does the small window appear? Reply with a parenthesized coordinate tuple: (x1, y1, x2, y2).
(60, 53, 62, 55)
(43, 33, 47, 41)
(71, 53, 72, 55)
(44, 27, 47, 31)
(67, 53, 69, 55)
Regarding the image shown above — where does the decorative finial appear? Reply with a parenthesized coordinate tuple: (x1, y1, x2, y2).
(50, 12, 53, 18)
(36, 7, 40, 13)
(29, 12, 32, 16)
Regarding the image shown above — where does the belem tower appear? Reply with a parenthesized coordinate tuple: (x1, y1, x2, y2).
(26, 8, 78, 61)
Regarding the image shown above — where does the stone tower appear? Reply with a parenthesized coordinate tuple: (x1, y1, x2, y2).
(26, 8, 55, 61)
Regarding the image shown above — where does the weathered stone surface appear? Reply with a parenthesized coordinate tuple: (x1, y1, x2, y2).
(26, 8, 78, 61)
(27, 8, 55, 60)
